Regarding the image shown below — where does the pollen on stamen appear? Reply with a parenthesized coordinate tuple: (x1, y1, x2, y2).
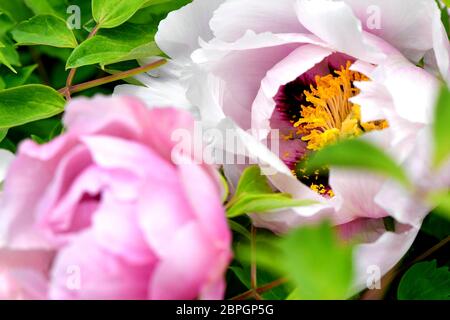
(293, 61, 387, 152)
(286, 61, 388, 198)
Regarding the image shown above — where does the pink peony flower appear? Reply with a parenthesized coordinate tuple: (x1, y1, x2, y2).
(115, 0, 450, 292)
(0, 96, 232, 300)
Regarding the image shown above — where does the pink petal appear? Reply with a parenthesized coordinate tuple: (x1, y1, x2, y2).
(49, 232, 152, 300)
(177, 161, 231, 245)
(148, 222, 230, 300)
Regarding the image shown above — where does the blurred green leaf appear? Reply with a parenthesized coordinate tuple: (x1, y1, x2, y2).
(228, 220, 251, 240)
(9, 117, 63, 143)
(38, 45, 72, 61)
(2, 64, 37, 88)
(433, 86, 450, 167)
(398, 260, 450, 300)
(239, 221, 354, 299)
(428, 190, 450, 220)
(0, 11, 16, 36)
(66, 23, 160, 68)
(279, 222, 354, 299)
(12, 15, 78, 48)
(92, 0, 150, 29)
(303, 139, 411, 188)
(0, 84, 65, 129)
(421, 211, 450, 240)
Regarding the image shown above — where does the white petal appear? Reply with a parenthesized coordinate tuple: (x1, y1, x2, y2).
(343, 0, 437, 62)
(185, 68, 226, 127)
(113, 60, 195, 113)
(352, 226, 419, 293)
(209, 0, 305, 42)
(371, 56, 439, 124)
(295, 0, 383, 64)
(329, 169, 387, 224)
(431, 5, 450, 84)
(192, 30, 324, 64)
(155, 0, 225, 62)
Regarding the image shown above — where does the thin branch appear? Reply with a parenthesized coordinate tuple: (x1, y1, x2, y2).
(58, 59, 167, 95)
(64, 24, 100, 100)
(409, 235, 450, 266)
(230, 278, 288, 301)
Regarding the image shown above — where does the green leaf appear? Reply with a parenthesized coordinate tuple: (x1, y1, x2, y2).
(12, 15, 78, 48)
(227, 193, 316, 218)
(228, 220, 251, 240)
(228, 266, 251, 289)
(279, 222, 354, 299)
(0, 77, 5, 90)
(421, 211, 450, 240)
(303, 138, 411, 188)
(0, 129, 8, 142)
(235, 165, 273, 195)
(226, 166, 316, 218)
(0, 1, 33, 23)
(66, 23, 160, 68)
(0, 39, 18, 73)
(441, 4, 450, 38)
(219, 172, 229, 203)
(0, 84, 65, 129)
(2, 64, 37, 88)
(92, 0, 150, 29)
(398, 261, 450, 300)
(433, 86, 450, 167)
(24, 0, 67, 17)
(0, 12, 16, 36)
(128, 0, 191, 25)
(0, 34, 21, 73)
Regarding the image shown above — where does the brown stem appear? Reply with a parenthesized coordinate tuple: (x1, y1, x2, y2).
(361, 235, 450, 300)
(64, 24, 100, 100)
(230, 278, 289, 301)
(58, 59, 167, 95)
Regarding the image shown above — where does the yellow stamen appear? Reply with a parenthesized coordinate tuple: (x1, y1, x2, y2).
(294, 61, 387, 151)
